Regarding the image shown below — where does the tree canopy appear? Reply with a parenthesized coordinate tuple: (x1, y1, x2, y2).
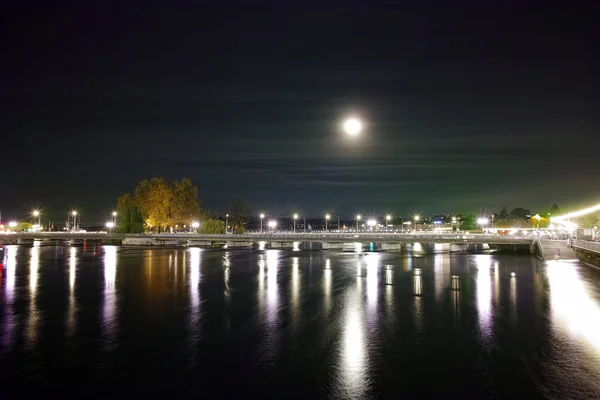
(228, 197, 250, 234)
(117, 177, 202, 233)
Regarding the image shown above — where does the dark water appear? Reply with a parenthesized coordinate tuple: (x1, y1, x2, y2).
(1, 243, 600, 398)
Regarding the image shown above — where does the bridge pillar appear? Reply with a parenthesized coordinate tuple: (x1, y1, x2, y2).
(450, 243, 467, 253)
(187, 239, 213, 247)
(381, 243, 401, 251)
(271, 241, 293, 249)
(226, 241, 252, 249)
(322, 242, 344, 250)
(17, 238, 34, 245)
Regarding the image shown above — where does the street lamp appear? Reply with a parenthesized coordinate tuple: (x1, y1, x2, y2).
(414, 215, 420, 231)
(293, 213, 298, 233)
(72, 211, 78, 231)
(106, 221, 114, 233)
(534, 214, 541, 229)
(356, 214, 361, 233)
(260, 213, 265, 232)
(226, 214, 229, 234)
(367, 219, 376, 232)
(191, 221, 199, 233)
(112, 211, 117, 224)
(8, 221, 17, 229)
(32, 210, 41, 227)
(268, 220, 277, 231)
(477, 218, 489, 233)
(386, 215, 391, 232)
(325, 214, 330, 232)
(343, 117, 362, 136)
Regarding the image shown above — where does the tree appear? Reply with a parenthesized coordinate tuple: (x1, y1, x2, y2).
(550, 204, 560, 216)
(499, 206, 509, 221)
(139, 177, 173, 232)
(16, 222, 32, 232)
(228, 197, 250, 233)
(510, 208, 531, 221)
(460, 214, 478, 230)
(118, 205, 145, 233)
(198, 219, 225, 234)
(171, 178, 201, 226)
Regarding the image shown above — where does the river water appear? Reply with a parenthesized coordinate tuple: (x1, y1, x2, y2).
(1, 243, 600, 398)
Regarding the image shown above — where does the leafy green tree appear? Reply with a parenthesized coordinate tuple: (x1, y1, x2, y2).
(460, 214, 477, 230)
(16, 222, 33, 232)
(228, 197, 250, 233)
(118, 205, 145, 233)
(171, 178, 201, 226)
(198, 219, 225, 234)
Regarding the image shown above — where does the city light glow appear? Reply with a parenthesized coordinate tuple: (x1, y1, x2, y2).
(268, 220, 277, 228)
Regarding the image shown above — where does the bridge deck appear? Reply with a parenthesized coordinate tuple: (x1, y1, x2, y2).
(0, 232, 534, 245)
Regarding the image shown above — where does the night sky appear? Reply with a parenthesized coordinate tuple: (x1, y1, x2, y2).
(3, 1, 599, 223)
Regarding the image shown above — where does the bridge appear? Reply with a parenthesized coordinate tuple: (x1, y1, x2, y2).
(570, 239, 600, 266)
(0, 232, 535, 253)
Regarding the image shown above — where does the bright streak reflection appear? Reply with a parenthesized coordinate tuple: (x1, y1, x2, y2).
(291, 257, 300, 319)
(341, 290, 367, 398)
(26, 245, 41, 345)
(188, 247, 202, 333)
(475, 256, 493, 340)
(547, 262, 600, 353)
(365, 253, 380, 310)
(67, 247, 77, 336)
(103, 246, 118, 338)
(266, 250, 279, 325)
(2, 246, 18, 350)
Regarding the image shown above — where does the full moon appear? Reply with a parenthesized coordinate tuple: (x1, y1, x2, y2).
(343, 118, 362, 136)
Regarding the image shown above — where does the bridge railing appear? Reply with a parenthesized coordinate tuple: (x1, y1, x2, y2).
(571, 239, 600, 254)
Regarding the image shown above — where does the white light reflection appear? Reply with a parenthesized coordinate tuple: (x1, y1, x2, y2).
(26, 244, 41, 345)
(475, 255, 493, 340)
(293, 241, 300, 251)
(547, 262, 600, 352)
(223, 252, 231, 298)
(291, 257, 300, 321)
(451, 275, 461, 329)
(1, 246, 18, 351)
(365, 253, 380, 312)
(341, 290, 367, 399)
(189, 248, 202, 319)
(509, 272, 517, 325)
(413, 268, 423, 296)
(103, 246, 118, 340)
(258, 241, 267, 251)
(266, 250, 279, 324)
(67, 247, 77, 336)
(323, 259, 332, 313)
(434, 254, 450, 300)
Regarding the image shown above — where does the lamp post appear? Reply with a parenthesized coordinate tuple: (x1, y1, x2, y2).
(72, 211, 78, 232)
(477, 218, 489, 233)
(191, 221, 199, 233)
(260, 213, 265, 233)
(386, 215, 391, 232)
(367, 219, 376, 232)
(534, 214, 541, 229)
(268, 220, 277, 232)
(414, 215, 420, 232)
(106, 221, 114, 233)
(452, 217, 457, 231)
(112, 211, 117, 225)
(325, 214, 330, 232)
(293, 213, 298, 233)
(33, 210, 41, 228)
(226, 214, 229, 234)
(356, 214, 361, 233)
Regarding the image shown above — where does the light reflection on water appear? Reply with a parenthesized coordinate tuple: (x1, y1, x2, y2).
(2, 247, 600, 397)
(102, 246, 118, 344)
(26, 244, 41, 345)
(67, 247, 77, 336)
